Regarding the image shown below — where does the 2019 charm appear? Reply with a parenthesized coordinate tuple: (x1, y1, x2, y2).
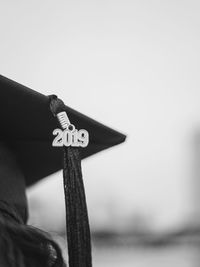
(52, 128, 89, 147)
(52, 111, 89, 147)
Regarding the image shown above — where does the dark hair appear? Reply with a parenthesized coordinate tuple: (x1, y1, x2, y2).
(0, 215, 66, 267)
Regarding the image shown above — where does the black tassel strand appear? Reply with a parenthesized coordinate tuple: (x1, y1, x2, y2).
(49, 95, 92, 267)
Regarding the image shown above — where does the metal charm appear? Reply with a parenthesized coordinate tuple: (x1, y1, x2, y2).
(52, 111, 89, 147)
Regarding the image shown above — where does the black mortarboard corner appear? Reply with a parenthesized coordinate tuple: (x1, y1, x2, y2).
(0, 75, 126, 267)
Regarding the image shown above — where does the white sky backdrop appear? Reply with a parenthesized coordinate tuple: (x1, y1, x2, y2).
(0, 0, 200, 232)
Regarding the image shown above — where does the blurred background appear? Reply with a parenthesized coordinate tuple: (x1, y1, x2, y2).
(0, 0, 200, 266)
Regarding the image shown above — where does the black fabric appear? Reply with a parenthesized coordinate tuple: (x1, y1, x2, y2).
(0, 142, 28, 224)
(0, 201, 25, 224)
(0, 74, 126, 186)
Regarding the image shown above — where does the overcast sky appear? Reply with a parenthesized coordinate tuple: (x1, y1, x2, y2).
(0, 0, 200, 232)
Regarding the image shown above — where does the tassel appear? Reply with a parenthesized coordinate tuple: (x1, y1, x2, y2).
(49, 95, 92, 267)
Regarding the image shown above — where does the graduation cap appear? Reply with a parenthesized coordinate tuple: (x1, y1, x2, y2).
(0, 75, 126, 267)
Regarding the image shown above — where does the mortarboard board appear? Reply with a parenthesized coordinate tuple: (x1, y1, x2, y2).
(0, 75, 126, 186)
(0, 74, 126, 267)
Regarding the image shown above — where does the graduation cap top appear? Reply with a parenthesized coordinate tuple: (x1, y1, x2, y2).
(0, 74, 126, 267)
(0, 75, 126, 186)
